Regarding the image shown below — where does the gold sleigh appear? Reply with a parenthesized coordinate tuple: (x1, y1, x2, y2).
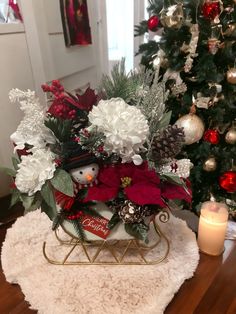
(43, 211, 170, 266)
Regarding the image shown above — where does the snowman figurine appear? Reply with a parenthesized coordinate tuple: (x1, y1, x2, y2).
(64, 147, 99, 189)
(70, 163, 99, 188)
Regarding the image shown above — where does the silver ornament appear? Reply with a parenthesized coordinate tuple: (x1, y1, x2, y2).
(175, 114, 205, 145)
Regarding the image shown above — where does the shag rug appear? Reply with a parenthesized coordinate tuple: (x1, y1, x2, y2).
(1, 211, 199, 314)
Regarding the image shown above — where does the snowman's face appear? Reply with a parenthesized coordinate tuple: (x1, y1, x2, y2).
(70, 163, 99, 185)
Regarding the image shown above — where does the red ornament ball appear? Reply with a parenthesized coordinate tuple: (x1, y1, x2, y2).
(203, 129, 220, 144)
(219, 171, 236, 193)
(147, 15, 159, 32)
(202, 1, 221, 20)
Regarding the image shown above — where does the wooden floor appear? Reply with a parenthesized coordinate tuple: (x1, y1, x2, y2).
(0, 220, 236, 314)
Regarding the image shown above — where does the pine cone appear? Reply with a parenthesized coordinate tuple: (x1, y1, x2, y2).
(150, 125, 185, 163)
(118, 200, 152, 224)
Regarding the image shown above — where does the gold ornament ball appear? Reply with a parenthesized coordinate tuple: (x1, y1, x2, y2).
(175, 114, 205, 145)
(203, 157, 217, 172)
(225, 128, 236, 144)
(160, 4, 184, 29)
(226, 68, 236, 84)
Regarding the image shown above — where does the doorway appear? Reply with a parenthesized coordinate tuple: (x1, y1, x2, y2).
(105, 0, 145, 73)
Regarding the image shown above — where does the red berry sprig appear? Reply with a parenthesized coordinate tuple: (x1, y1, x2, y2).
(67, 211, 83, 220)
(41, 80, 65, 99)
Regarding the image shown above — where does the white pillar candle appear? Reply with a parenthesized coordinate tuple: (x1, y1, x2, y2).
(198, 201, 229, 256)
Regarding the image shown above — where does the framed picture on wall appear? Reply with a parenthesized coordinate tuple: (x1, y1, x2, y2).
(60, 0, 92, 47)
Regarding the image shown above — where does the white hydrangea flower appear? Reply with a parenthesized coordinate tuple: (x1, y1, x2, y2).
(9, 88, 55, 151)
(159, 159, 193, 179)
(15, 149, 56, 196)
(88, 98, 149, 165)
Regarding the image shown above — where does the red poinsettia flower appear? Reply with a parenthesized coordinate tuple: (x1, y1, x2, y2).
(75, 87, 98, 112)
(84, 162, 191, 206)
(160, 181, 192, 203)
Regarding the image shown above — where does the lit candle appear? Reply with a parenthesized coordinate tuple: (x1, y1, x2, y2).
(198, 201, 229, 256)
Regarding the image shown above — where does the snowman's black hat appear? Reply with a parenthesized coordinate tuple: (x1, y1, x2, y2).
(63, 142, 98, 170)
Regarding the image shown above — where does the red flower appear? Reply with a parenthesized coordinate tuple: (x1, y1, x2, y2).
(75, 87, 98, 112)
(161, 181, 192, 203)
(84, 162, 191, 206)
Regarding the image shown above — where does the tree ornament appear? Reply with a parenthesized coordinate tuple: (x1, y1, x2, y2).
(147, 15, 159, 32)
(225, 125, 236, 145)
(194, 94, 211, 109)
(223, 23, 236, 37)
(226, 68, 236, 84)
(118, 200, 152, 224)
(160, 4, 184, 29)
(202, 1, 221, 21)
(150, 125, 185, 162)
(203, 156, 217, 172)
(184, 24, 199, 73)
(203, 129, 220, 144)
(219, 171, 236, 193)
(175, 114, 205, 145)
(159, 158, 193, 179)
(208, 38, 220, 55)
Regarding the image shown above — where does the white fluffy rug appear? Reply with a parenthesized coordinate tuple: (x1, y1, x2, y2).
(1, 210, 199, 314)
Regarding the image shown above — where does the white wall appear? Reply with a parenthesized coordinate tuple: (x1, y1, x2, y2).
(0, 24, 35, 197)
(0, 0, 108, 196)
(20, 0, 108, 102)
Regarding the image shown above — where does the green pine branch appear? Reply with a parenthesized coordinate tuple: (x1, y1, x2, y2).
(70, 219, 87, 242)
(45, 117, 73, 142)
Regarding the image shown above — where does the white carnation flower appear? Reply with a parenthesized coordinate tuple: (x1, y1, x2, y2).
(9, 88, 55, 151)
(88, 98, 149, 164)
(15, 149, 56, 196)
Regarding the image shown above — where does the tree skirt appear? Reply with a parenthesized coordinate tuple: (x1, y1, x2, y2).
(1, 211, 199, 314)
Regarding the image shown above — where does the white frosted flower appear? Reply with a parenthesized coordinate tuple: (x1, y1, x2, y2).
(88, 98, 149, 164)
(15, 149, 56, 196)
(9, 89, 55, 151)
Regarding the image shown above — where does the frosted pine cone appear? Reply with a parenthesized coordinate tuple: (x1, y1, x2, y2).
(150, 125, 185, 163)
(118, 200, 152, 224)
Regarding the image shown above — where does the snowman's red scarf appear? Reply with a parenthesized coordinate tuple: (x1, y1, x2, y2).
(55, 179, 98, 210)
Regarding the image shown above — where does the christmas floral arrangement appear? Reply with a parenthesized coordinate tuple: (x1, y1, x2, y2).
(3, 61, 192, 242)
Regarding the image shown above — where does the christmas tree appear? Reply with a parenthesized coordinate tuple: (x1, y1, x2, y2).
(136, 0, 236, 212)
